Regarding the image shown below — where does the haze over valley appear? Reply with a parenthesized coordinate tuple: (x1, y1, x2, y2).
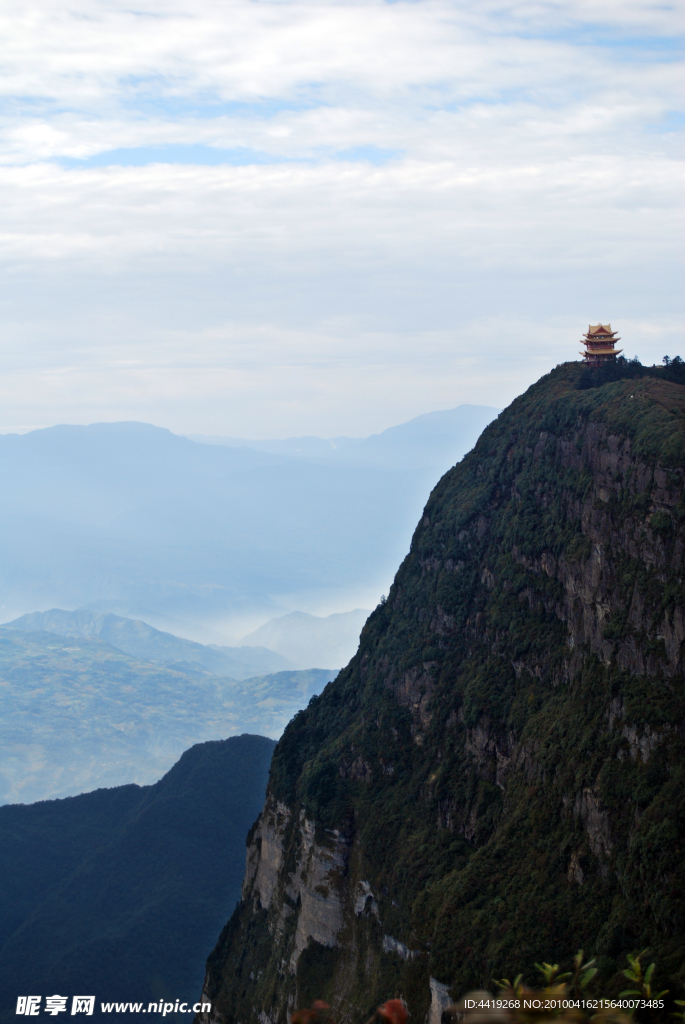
(0, 404, 497, 644)
(0, 404, 497, 804)
(0, 622, 335, 804)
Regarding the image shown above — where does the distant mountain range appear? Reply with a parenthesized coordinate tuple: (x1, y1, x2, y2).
(0, 624, 335, 804)
(0, 734, 275, 1024)
(188, 404, 499, 471)
(9, 608, 293, 678)
(0, 405, 498, 640)
(8, 605, 371, 676)
(240, 609, 370, 669)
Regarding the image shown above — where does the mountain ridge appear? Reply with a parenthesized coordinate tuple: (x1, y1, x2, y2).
(188, 405, 499, 471)
(240, 610, 370, 669)
(0, 734, 276, 1023)
(0, 405, 499, 636)
(0, 626, 334, 804)
(197, 363, 685, 1024)
(7, 608, 294, 677)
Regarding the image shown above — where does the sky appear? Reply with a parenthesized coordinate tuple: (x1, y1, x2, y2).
(0, 0, 682, 438)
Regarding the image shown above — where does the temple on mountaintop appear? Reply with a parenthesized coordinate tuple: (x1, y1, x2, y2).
(579, 323, 622, 367)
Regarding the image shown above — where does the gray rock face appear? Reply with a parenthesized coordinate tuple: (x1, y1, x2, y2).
(428, 979, 452, 1024)
(243, 799, 349, 970)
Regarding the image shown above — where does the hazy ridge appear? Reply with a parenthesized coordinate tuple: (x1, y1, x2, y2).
(0, 405, 498, 639)
(8, 608, 294, 677)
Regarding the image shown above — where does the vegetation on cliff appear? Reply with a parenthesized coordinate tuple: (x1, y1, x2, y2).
(200, 362, 685, 1024)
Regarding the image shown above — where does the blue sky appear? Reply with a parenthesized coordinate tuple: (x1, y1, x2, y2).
(0, 0, 682, 437)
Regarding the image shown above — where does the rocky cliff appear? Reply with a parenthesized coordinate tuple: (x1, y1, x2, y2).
(199, 364, 685, 1024)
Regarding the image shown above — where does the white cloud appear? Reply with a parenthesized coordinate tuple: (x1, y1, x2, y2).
(0, 0, 681, 435)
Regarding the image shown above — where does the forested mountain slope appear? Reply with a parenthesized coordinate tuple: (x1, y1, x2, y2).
(199, 363, 685, 1024)
(0, 735, 275, 1024)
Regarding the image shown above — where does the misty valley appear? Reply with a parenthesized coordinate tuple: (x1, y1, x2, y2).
(0, 404, 498, 1019)
(0, 406, 497, 805)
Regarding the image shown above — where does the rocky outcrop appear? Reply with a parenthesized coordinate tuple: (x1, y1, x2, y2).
(428, 979, 452, 1024)
(245, 801, 290, 909)
(287, 817, 347, 966)
(573, 788, 612, 863)
(199, 365, 685, 1024)
(246, 799, 350, 965)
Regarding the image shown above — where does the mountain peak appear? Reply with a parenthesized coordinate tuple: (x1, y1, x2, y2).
(198, 362, 685, 1022)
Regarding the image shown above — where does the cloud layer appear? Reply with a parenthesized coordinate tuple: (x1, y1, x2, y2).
(0, 0, 682, 435)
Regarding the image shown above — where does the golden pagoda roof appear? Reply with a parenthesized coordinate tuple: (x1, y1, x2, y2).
(578, 321, 622, 361)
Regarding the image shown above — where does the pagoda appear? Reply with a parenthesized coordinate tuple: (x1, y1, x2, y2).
(579, 323, 622, 367)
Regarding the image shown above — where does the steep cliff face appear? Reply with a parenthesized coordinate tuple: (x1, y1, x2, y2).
(200, 365, 685, 1024)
